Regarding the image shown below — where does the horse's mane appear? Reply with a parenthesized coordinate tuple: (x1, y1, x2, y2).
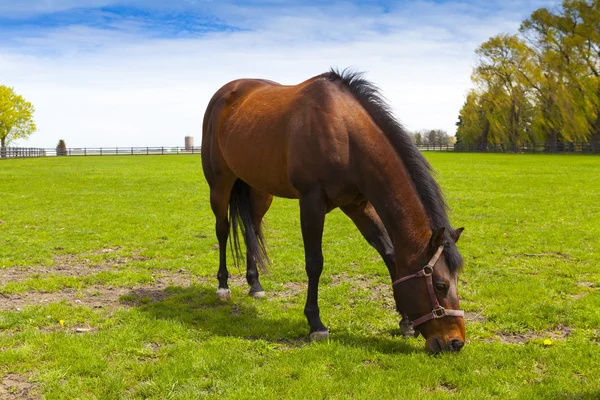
(323, 68, 463, 273)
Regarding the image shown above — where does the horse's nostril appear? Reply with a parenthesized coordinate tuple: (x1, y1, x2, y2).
(449, 338, 464, 351)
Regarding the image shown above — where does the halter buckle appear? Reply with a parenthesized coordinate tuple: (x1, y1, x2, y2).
(422, 265, 433, 276)
(432, 307, 446, 318)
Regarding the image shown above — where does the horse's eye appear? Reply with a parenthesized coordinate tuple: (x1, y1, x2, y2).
(434, 283, 448, 293)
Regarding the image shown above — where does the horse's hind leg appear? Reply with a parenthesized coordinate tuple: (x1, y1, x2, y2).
(209, 176, 237, 301)
(340, 201, 418, 337)
(246, 188, 273, 298)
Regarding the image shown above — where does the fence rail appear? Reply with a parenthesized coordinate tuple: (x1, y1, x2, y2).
(452, 142, 600, 154)
(0, 146, 202, 159)
(415, 142, 599, 154)
(2, 141, 599, 159)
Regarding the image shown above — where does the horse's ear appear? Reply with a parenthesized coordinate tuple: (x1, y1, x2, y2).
(429, 227, 445, 251)
(451, 227, 464, 243)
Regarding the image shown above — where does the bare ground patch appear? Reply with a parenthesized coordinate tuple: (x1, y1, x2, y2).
(275, 273, 395, 307)
(465, 310, 487, 323)
(577, 282, 596, 288)
(423, 382, 457, 394)
(519, 252, 571, 259)
(1, 252, 151, 284)
(0, 270, 210, 311)
(494, 324, 573, 344)
(0, 373, 39, 400)
(278, 281, 305, 299)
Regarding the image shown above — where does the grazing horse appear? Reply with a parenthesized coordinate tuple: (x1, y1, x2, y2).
(201, 69, 466, 353)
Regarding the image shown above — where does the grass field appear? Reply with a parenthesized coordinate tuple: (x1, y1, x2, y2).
(1, 153, 599, 399)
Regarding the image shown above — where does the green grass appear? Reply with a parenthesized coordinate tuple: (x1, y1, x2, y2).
(1, 153, 599, 399)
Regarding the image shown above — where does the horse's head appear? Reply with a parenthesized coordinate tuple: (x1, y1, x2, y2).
(393, 227, 465, 353)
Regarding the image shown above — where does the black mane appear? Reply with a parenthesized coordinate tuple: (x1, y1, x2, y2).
(324, 68, 463, 273)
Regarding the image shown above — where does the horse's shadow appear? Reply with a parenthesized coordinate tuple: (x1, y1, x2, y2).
(124, 284, 419, 355)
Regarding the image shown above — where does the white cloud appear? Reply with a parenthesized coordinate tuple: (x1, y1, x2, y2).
(1, 1, 559, 148)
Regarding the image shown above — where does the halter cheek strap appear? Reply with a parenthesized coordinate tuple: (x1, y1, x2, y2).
(392, 245, 464, 328)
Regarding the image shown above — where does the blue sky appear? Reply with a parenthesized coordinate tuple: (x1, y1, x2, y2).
(0, 0, 558, 147)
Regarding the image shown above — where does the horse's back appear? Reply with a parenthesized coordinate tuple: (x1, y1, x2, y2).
(203, 74, 370, 201)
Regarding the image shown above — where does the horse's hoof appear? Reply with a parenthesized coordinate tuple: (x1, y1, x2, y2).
(249, 290, 266, 299)
(309, 330, 330, 341)
(216, 288, 231, 301)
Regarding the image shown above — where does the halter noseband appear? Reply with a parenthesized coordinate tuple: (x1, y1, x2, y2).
(391, 245, 464, 328)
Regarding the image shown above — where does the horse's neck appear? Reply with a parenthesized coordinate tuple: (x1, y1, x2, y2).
(356, 138, 431, 270)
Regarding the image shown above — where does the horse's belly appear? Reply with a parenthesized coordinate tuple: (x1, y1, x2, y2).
(235, 166, 299, 199)
(220, 132, 299, 199)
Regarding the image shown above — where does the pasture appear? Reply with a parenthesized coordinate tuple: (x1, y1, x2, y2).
(1, 153, 599, 399)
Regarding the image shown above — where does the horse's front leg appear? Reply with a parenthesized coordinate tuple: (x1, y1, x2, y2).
(340, 201, 418, 337)
(299, 189, 328, 340)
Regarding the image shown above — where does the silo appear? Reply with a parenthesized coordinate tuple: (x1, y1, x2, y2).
(185, 136, 194, 150)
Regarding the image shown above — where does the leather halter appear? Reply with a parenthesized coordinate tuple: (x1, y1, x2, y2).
(392, 245, 464, 328)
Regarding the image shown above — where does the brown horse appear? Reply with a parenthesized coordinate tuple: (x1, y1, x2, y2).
(201, 69, 466, 353)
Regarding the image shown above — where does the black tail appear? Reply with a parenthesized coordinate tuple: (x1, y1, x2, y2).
(229, 179, 270, 272)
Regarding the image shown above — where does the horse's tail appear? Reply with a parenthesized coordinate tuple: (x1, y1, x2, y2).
(229, 179, 270, 272)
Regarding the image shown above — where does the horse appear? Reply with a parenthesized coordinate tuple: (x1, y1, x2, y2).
(201, 69, 466, 353)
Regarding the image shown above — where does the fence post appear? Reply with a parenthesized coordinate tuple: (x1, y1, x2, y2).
(161, 147, 164, 155)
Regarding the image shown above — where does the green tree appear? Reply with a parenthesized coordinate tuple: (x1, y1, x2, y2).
(0, 85, 36, 155)
(521, 1, 599, 147)
(56, 140, 67, 156)
(473, 34, 536, 146)
(414, 131, 423, 145)
(460, 0, 600, 150)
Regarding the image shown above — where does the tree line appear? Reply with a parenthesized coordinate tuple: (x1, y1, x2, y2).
(407, 129, 453, 146)
(456, 0, 600, 150)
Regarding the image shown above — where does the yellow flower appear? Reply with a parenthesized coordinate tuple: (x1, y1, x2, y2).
(543, 339, 552, 346)
(59, 320, 64, 326)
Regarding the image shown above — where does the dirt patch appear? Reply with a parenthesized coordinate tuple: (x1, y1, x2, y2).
(334, 273, 395, 309)
(520, 252, 571, 259)
(423, 382, 457, 393)
(0, 263, 106, 284)
(275, 274, 395, 307)
(0, 270, 209, 311)
(494, 324, 573, 344)
(465, 310, 487, 323)
(278, 282, 305, 298)
(1, 252, 151, 284)
(0, 373, 39, 399)
(577, 282, 596, 288)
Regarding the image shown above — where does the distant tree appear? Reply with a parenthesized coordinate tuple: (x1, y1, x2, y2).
(0, 85, 36, 157)
(414, 131, 423, 145)
(56, 140, 67, 156)
(429, 130, 436, 145)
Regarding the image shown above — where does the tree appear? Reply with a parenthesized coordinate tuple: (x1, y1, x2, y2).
(456, 90, 490, 148)
(414, 131, 423, 145)
(0, 86, 36, 157)
(520, 3, 594, 147)
(473, 34, 536, 146)
(56, 140, 67, 156)
(460, 0, 600, 149)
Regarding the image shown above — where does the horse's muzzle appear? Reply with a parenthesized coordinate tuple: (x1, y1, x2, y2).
(426, 337, 465, 353)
